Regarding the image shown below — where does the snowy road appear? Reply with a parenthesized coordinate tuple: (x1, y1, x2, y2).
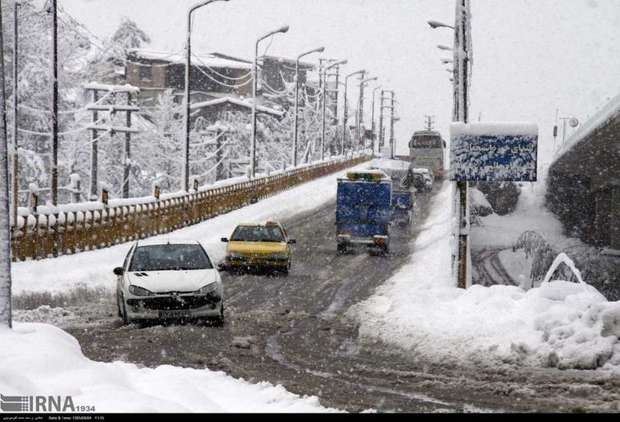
(14, 185, 620, 413)
(473, 249, 518, 287)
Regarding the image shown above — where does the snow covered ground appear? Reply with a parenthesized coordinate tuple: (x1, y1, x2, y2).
(349, 182, 620, 372)
(12, 164, 365, 296)
(0, 323, 338, 413)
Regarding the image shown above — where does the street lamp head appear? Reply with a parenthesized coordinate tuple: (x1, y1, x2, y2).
(327, 59, 347, 70)
(437, 44, 453, 51)
(278, 25, 290, 34)
(428, 20, 454, 30)
(361, 76, 378, 84)
(441, 59, 453, 64)
(346, 69, 365, 79)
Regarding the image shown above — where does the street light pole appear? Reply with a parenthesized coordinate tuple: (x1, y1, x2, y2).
(250, 25, 289, 179)
(183, 0, 229, 192)
(343, 70, 364, 156)
(321, 59, 347, 161)
(358, 76, 377, 152)
(428, 0, 472, 289)
(293, 46, 324, 168)
(371, 85, 381, 155)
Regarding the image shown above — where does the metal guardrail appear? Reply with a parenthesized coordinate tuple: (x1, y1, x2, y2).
(10, 155, 370, 261)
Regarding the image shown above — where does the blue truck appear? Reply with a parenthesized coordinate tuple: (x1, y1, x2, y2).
(336, 170, 393, 254)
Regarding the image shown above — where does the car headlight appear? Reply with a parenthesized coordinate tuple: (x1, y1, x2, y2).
(197, 282, 218, 295)
(270, 252, 289, 260)
(227, 252, 245, 260)
(128, 285, 154, 296)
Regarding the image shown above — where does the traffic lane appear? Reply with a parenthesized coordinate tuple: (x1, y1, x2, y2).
(221, 190, 428, 317)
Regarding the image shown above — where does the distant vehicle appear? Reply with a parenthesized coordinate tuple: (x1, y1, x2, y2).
(411, 168, 434, 193)
(220, 221, 295, 274)
(114, 240, 224, 326)
(336, 170, 392, 254)
(391, 190, 414, 227)
(409, 130, 446, 179)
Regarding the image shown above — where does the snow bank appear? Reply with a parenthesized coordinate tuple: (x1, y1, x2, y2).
(12, 163, 367, 295)
(0, 323, 337, 413)
(349, 182, 620, 371)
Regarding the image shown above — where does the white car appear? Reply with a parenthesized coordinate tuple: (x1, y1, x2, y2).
(114, 240, 224, 326)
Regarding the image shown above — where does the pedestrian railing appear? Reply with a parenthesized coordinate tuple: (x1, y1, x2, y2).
(10, 155, 370, 261)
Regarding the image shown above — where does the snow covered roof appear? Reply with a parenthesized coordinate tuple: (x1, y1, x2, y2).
(554, 91, 620, 162)
(83, 82, 140, 94)
(191, 96, 285, 118)
(128, 48, 252, 70)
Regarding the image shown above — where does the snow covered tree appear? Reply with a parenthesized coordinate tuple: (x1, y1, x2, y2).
(111, 17, 151, 53)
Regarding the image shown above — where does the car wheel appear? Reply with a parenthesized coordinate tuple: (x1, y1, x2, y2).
(120, 295, 130, 325)
(116, 293, 122, 317)
(212, 304, 225, 327)
(337, 243, 347, 254)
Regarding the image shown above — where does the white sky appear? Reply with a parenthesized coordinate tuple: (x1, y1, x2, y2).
(62, 0, 620, 165)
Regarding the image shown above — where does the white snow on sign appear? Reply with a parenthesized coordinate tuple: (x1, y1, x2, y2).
(450, 122, 538, 182)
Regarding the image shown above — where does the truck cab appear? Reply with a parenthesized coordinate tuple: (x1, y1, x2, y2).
(336, 170, 392, 254)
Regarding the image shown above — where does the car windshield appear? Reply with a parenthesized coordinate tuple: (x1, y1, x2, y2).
(128, 244, 213, 272)
(231, 225, 285, 242)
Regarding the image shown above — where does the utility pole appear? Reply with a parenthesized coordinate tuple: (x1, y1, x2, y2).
(88, 89, 100, 200)
(424, 115, 435, 131)
(332, 65, 340, 125)
(389, 92, 396, 159)
(355, 70, 366, 148)
(11, 1, 17, 222)
(0, 0, 13, 329)
(455, 0, 472, 289)
(122, 92, 133, 198)
(379, 90, 394, 156)
(321, 60, 346, 161)
(50, 0, 58, 205)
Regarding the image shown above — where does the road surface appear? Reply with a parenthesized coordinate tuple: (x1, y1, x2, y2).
(15, 185, 620, 413)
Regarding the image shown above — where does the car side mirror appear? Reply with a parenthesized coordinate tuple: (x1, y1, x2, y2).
(288, 239, 296, 245)
(113, 267, 125, 276)
(221, 237, 229, 243)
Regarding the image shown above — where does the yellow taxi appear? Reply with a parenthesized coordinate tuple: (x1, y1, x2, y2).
(220, 222, 295, 274)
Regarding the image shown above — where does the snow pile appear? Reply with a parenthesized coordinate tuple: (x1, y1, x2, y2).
(0, 323, 337, 413)
(349, 182, 620, 371)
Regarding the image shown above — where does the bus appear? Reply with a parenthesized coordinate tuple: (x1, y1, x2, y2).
(408, 130, 446, 179)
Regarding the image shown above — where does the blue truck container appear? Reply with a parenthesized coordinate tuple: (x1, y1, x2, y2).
(336, 171, 392, 254)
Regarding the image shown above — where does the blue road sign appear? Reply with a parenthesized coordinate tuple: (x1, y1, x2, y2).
(450, 123, 538, 182)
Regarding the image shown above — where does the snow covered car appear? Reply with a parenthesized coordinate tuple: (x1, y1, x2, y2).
(114, 240, 224, 325)
(220, 222, 296, 274)
(411, 168, 434, 193)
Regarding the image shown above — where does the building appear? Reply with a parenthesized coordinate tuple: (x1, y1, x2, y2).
(123, 49, 253, 106)
(259, 55, 314, 97)
(546, 94, 620, 252)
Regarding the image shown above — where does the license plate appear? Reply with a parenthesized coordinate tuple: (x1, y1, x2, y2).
(159, 310, 191, 319)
